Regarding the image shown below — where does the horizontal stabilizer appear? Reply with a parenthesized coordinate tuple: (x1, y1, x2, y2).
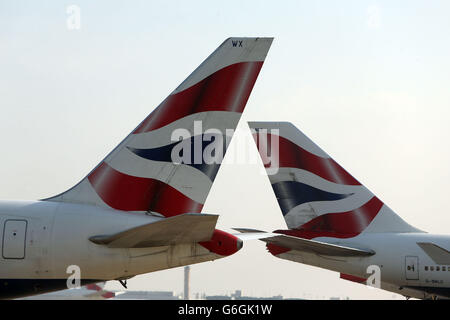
(90, 213, 218, 248)
(417, 242, 450, 265)
(233, 228, 375, 257)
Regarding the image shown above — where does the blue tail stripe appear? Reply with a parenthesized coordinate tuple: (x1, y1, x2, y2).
(272, 181, 352, 216)
(127, 134, 225, 181)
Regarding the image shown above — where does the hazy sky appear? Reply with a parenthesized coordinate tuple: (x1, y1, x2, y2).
(2, 1, 450, 299)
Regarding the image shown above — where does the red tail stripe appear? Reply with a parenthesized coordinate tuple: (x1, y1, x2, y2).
(297, 196, 383, 237)
(267, 197, 384, 255)
(254, 133, 361, 186)
(133, 61, 264, 134)
(88, 162, 203, 216)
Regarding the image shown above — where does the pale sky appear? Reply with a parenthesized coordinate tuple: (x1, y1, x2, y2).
(2, 1, 450, 299)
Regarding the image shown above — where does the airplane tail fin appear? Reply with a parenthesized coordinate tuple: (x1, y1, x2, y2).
(44, 37, 273, 217)
(248, 121, 422, 239)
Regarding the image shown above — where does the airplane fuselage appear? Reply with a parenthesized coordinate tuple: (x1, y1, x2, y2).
(0, 200, 223, 299)
(274, 232, 450, 299)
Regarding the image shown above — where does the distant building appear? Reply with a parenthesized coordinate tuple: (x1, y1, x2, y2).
(205, 295, 232, 300)
(114, 291, 180, 300)
(231, 290, 242, 299)
(206, 290, 285, 300)
(184, 266, 190, 300)
(236, 295, 284, 300)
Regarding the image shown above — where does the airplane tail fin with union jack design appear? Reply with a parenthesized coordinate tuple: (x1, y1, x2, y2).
(44, 38, 273, 218)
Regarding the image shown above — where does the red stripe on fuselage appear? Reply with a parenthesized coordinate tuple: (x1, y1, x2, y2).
(88, 162, 203, 216)
(267, 197, 383, 255)
(133, 61, 264, 133)
(254, 133, 361, 186)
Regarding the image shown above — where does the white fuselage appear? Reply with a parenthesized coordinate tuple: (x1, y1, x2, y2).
(275, 233, 450, 299)
(0, 200, 222, 298)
